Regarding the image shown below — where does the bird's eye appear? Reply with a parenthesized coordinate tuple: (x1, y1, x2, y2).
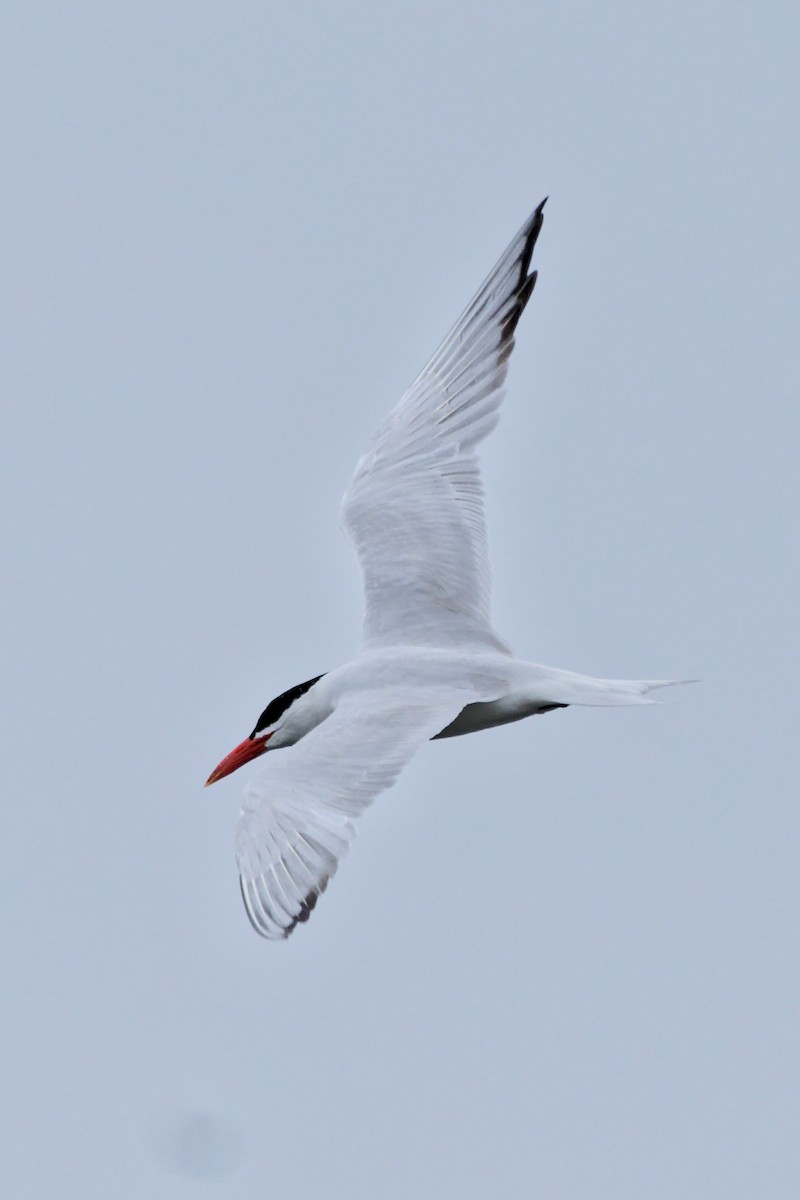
(251, 675, 325, 741)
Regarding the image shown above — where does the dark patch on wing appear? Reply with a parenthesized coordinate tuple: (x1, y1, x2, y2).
(291, 888, 319, 927)
(251, 674, 325, 737)
(239, 875, 323, 940)
(277, 876, 330, 938)
(538, 703, 568, 714)
(499, 198, 546, 348)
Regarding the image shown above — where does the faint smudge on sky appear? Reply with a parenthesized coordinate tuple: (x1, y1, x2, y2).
(146, 1109, 245, 1180)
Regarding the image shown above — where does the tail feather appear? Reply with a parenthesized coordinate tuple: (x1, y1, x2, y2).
(585, 678, 698, 706)
(538, 671, 698, 708)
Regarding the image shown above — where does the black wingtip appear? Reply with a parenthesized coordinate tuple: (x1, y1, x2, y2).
(518, 201, 546, 279)
(501, 200, 546, 345)
(501, 270, 538, 342)
(528, 197, 547, 232)
(294, 888, 319, 925)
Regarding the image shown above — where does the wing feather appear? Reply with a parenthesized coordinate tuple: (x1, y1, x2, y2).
(341, 201, 545, 652)
(235, 690, 467, 939)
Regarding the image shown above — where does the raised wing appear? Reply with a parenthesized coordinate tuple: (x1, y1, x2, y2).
(234, 689, 467, 939)
(341, 200, 546, 653)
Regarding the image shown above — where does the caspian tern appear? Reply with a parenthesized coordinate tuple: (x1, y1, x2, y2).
(207, 200, 689, 940)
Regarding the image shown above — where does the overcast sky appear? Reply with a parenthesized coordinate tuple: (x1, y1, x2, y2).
(3, 2, 799, 1197)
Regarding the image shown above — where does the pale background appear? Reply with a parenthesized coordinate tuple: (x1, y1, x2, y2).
(2, 2, 798, 1197)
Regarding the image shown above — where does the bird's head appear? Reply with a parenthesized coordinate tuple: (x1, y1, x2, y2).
(205, 674, 325, 786)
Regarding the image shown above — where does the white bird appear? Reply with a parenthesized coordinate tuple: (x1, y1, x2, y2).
(206, 200, 689, 940)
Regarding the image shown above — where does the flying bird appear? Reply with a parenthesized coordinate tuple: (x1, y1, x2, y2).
(206, 200, 688, 940)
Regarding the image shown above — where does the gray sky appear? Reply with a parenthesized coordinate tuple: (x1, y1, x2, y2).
(2, 2, 799, 1196)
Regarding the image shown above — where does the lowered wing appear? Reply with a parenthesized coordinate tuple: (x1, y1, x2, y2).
(235, 688, 468, 939)
(341, 200, 545, 653)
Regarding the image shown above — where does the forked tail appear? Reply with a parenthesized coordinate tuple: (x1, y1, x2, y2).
(534, 669, 698, 708)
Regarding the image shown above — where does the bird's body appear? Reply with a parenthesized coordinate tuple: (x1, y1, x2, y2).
(207, 200, 689, 940)
(261, 648, 679, 751)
